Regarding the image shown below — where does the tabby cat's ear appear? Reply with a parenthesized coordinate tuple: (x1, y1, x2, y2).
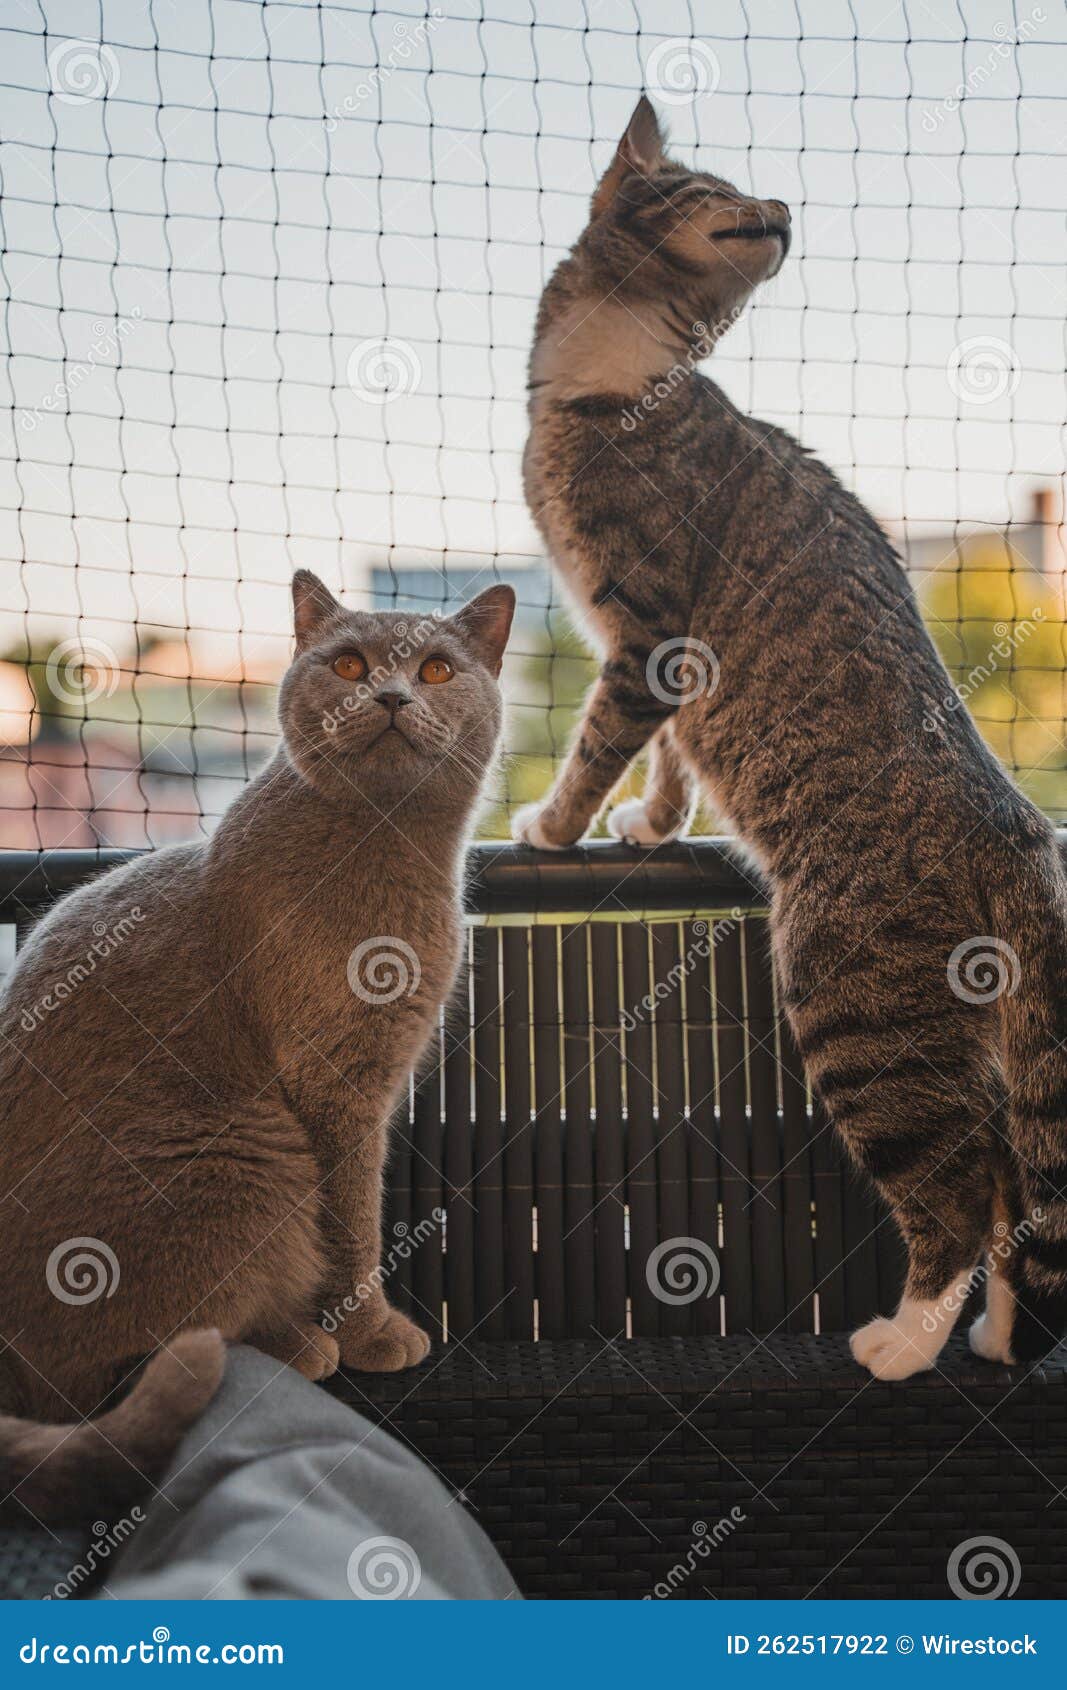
(292, 569, 343, 649)
(592, 95, 668, 218)
(450, 585, 516, 677)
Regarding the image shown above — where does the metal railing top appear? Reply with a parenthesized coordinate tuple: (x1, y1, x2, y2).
(0, 838, 767, 924)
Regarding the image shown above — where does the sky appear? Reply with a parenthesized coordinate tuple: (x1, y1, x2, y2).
(0, 0, 1065, 681)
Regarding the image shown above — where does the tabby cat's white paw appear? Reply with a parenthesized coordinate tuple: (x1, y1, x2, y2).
(607, 798, 683, 848)
(968, 1311, 1015, 1365)
(849, 1315, 936, 1381)
(511, 803, 569, 851)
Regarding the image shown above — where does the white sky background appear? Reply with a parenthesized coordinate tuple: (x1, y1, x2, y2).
(0, 0, 1065, 674)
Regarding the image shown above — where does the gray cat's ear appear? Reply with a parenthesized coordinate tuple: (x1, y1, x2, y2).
(592, 95, 668, 217)
(292, 570, 342, 649)
(450, 585, 516, 677)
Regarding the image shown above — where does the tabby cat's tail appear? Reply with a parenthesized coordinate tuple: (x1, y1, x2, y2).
(991, 849, 1067, 1361)
(0, 1330, 225, 1522)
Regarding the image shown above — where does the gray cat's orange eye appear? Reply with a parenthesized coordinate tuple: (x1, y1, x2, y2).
(419, 656, 454, 685)
(332, 652, 367, 682)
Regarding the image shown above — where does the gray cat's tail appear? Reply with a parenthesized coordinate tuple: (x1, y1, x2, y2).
(0, 1330, 225, 1522)
(988, 837, 1067, 1362)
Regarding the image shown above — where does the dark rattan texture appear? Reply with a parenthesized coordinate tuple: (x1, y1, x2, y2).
(333, 1335, 1067, 1601)
(1, 847, 1065, 1600)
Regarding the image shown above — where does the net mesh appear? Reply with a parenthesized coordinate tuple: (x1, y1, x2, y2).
(1, 0, 1065, 849)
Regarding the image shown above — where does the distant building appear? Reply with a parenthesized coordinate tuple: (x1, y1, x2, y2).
(898, 486, 1067, 589)
(359, 552, 555, 627)
(0, 732, 202, 849)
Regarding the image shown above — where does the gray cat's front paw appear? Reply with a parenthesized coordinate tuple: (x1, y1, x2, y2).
(339, 1309, 430, 1372)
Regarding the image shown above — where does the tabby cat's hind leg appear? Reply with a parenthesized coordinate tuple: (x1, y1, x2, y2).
(968, 1261, 1016, 1365)
(797, 1003, 998, 1382)
(968, 1183, 1020, 1365)
(848, 1136, 993, 1379)
(607, 722, 695, 846)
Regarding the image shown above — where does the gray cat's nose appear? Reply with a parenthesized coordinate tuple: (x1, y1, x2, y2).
(376, 686, 412, 714)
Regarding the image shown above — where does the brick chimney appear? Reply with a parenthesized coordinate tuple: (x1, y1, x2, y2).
(1032, 485, 1066, 581)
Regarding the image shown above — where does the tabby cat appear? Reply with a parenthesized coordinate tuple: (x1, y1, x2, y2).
(0, 573, 514, 1517)
(515, 96, 1067, 1379)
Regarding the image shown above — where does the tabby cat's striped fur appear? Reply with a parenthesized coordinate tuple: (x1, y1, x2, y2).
(515, 97, 1067, 1378)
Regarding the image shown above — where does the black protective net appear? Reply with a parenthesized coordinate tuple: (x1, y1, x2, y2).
(1, 0, 1065, 849)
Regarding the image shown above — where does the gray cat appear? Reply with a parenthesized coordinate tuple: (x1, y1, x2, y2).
(0, 571, 514, 1518)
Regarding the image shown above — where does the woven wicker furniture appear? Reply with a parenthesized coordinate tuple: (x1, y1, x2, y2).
(1, 842, 1063, 1599)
